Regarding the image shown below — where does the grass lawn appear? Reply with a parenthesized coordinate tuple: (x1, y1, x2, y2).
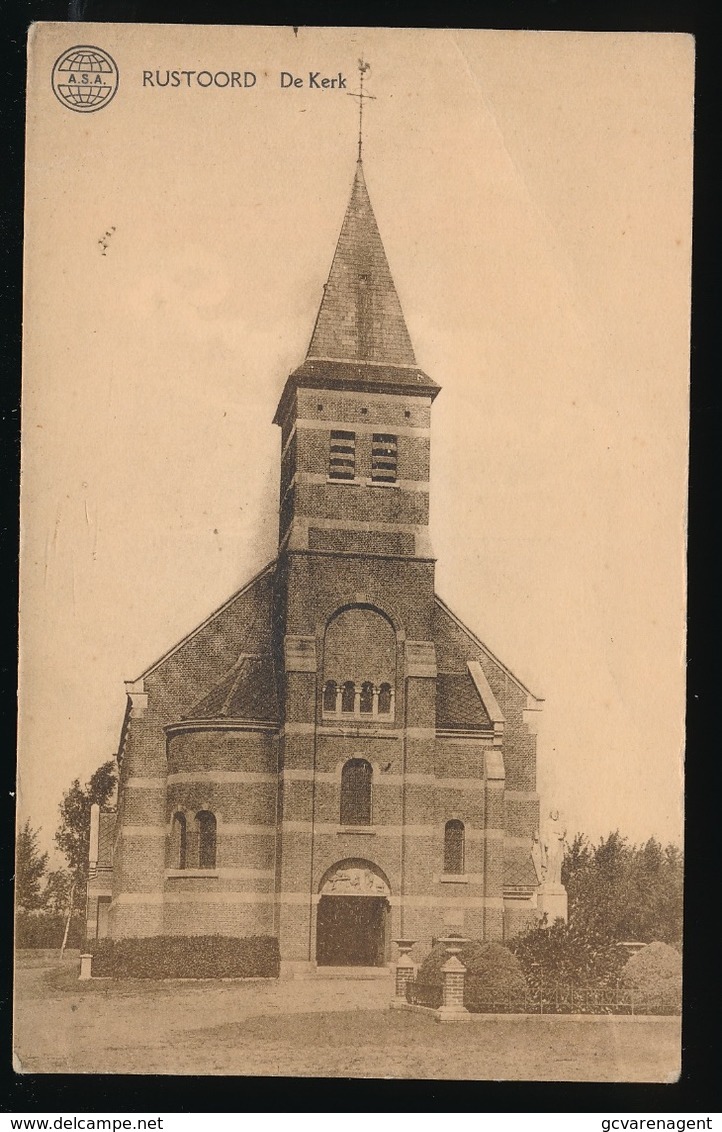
(14, 952, 681, 1080)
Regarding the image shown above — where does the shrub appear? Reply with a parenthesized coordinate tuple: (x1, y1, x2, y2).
(416, 939, 528, 1010)
(87, 934, 280, 979)
(620, 942, 682, 1014)
(15, 912, 85, 950)
(509, 918, 626, 993)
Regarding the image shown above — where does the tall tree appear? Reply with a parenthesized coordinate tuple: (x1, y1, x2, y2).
(511, 830, 684, 987)
(55, 759, 117, 952)
(15, 820, 49, 912)
(44, 868, 72, 916)
(562, 830, 683, 944)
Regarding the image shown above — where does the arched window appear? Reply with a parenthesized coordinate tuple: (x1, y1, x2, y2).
(341, 680, 356, 713)
(378, 682, 392, 715)
(444, 820, 465, 874)
(323, 680, 338, 713)
(171, 812, 187, 870)
(360, 681, 374, 714)
(195, 810, 217, 869)
(340, 759, 373, 826)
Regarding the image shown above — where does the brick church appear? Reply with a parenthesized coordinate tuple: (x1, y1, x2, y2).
(87, 153, 549, 972)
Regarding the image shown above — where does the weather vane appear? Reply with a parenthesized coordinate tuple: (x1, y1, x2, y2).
(347, 59, 375, 162)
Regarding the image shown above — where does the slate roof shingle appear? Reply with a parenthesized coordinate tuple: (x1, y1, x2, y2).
(436, 671, 492, 731)
(186, 653, 279, 723)
(308, 161, 417, 366)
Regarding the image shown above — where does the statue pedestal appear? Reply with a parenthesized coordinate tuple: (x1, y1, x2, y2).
(537, 884, 568, 924)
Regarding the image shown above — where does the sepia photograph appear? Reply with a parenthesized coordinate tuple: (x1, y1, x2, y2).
(15, 23, 693, 1080)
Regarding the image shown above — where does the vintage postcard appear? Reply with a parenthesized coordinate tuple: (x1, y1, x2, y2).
(16, 24, 693, 1079)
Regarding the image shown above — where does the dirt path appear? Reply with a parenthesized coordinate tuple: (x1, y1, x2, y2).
(14, 959, 392, 1072)
(14, 957, 681, 1080)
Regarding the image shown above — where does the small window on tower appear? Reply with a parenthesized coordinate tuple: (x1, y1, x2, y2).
(329, 430, 356, 480)
(371, 434, 398, 483)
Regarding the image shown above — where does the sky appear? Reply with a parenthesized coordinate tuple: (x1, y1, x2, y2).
(20, 26, 694, 863)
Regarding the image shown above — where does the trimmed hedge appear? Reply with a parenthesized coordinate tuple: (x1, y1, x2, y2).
(88, 934, 280, 979)
(15, 912, 85, 950)
(416, 939, 528, 1009)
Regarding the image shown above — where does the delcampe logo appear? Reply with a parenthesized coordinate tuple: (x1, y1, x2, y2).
(51, 45, 119, 112)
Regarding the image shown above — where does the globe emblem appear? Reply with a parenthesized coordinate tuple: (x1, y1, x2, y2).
(51, 46, 119, 113)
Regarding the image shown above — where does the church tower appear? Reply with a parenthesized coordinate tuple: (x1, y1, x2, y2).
(271, 157, 444, 968)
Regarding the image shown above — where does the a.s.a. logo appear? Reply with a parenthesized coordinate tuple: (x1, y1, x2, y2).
(51, 45, 119, 113)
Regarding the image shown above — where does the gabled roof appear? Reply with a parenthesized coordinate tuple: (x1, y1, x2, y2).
(126, 562, 279, 725)
(134, 561, 276, 682)
(434, 595, 543, 704)
(308, 160, 416, 366)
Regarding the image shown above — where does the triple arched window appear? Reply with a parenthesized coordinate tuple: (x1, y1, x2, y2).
(322, 679, 394, 719)
(322, 606, 396, 721)
(340, 759, 373, 826)
(443, 819, 465, 875)
(169, 810, 217, 870)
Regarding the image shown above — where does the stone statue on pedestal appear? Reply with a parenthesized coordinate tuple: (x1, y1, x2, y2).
(543, 808, 565, 885)
(536, 806, 568, 925)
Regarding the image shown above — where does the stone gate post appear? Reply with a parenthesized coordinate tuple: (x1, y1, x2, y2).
(390, 938, 416, 1008)
(436, 935, 471, 1022)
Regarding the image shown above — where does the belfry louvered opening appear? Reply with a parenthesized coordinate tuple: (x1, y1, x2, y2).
(329, 430, 356, 480)
(371, 433, 398, 483)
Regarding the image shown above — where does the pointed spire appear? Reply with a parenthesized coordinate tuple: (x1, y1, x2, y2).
(307, 162, 417, 367)
(274, 151, 440, 430)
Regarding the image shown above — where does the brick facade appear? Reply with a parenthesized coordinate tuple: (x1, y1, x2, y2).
(91, 158, 545, 966)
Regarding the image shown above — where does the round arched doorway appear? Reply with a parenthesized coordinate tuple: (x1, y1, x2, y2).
(316, 859, 391, 968)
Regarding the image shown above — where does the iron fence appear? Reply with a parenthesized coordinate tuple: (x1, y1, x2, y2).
(405, 979, 681, 1016)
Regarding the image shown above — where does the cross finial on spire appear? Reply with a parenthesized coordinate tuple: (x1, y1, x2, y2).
(347, 58, 375, 162)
